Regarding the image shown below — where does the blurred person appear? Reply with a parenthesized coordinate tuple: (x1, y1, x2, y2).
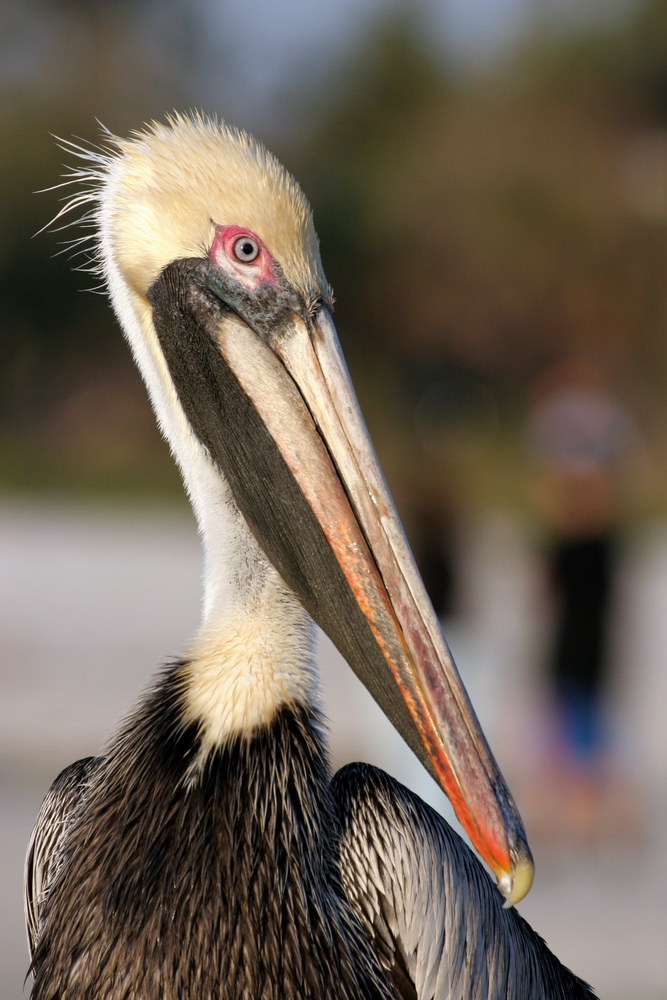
(527, 360, 641, 842)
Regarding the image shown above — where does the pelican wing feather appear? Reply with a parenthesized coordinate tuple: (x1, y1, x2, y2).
(332, 764, 597, 1000)
(25, 757, 100, 958)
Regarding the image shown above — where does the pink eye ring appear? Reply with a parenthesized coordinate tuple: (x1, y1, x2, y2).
(232, 235, 260, 263)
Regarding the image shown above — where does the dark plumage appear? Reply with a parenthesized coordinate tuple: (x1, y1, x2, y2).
(27, 666, 596, 1000)
(27, 666, 392, 1000)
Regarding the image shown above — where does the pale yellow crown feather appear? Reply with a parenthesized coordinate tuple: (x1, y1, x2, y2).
(53, 113, 331, 312)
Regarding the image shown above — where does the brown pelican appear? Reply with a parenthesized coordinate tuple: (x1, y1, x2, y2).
(25, 114, 596, 1000)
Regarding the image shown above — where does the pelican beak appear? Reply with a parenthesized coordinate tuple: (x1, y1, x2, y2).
(147, 257, 534, 906)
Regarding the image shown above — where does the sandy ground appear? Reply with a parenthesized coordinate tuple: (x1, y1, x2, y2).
(0, 498, 665, 999)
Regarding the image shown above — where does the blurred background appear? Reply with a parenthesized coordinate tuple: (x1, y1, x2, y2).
(1, 0, 667, 996)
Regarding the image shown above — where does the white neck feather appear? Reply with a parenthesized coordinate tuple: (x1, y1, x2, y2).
(99, 170, 319, 744)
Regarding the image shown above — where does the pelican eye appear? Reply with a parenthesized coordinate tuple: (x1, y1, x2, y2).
(233, 235, 260, 263)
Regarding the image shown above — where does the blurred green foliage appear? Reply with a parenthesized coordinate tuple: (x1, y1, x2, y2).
(0, 0, 195, 493)
(290, 2, 667, 516)
(3, 0, 667, 514)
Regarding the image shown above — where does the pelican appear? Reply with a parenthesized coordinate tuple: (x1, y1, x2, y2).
(25, 114, 596, 1000)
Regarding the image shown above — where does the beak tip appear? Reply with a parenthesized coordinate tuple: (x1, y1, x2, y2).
(499, 851, 535, 908)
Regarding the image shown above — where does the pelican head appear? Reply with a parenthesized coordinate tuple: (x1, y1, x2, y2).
(60, 113, 533, 905)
